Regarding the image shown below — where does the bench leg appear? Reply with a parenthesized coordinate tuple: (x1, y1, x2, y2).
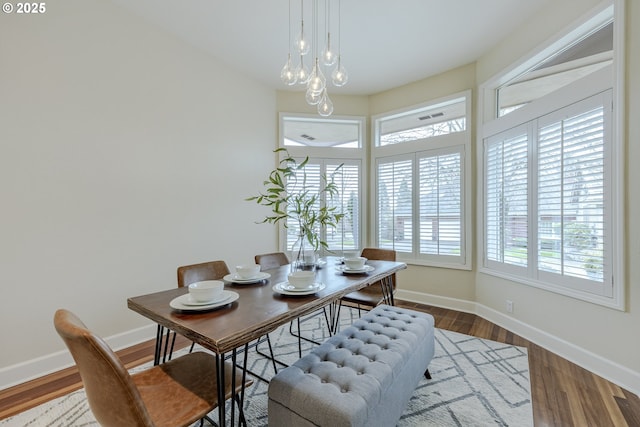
(424, 368, 432, 380)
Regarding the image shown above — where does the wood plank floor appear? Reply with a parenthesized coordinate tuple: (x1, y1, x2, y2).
(1, 301, 639, 426)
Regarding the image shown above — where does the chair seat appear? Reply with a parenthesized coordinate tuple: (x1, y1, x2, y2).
(341, 284, 386, 307)
(340, 248, 396, 311)
(133, 351, 252, 427)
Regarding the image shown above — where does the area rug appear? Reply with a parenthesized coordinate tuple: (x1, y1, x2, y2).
(2, 308, 532, 426)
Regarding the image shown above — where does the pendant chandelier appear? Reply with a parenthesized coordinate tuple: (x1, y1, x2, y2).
(281, 0, 348, 117)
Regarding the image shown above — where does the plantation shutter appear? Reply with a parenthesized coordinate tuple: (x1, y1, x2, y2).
(286, 159, 361, 253)
(325, 162, 360, 251)
(376, 158, 413, 252)
(286, 161, 321, 251)
(485, 129, 529, 268)
(418, 149, 463, 259)
(537, 100, 606, 287)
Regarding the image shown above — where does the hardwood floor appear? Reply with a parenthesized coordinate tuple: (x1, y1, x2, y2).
(1, 301, 639, 426)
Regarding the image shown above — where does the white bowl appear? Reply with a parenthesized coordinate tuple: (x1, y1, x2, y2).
(188, 280, 224, 302)
(343, 250, 360, 259)
(236, 264, 261, 279)
(287, 271, 316, 289)
(345, 256, 367, 270)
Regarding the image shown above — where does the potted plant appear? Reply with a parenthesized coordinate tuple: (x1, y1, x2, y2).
(247, 148, 344, 270)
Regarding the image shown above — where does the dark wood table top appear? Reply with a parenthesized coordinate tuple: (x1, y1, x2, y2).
(127, 257, 406, 354)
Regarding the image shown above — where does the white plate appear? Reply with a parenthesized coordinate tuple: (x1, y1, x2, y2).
(316, 259, 327, 269)
(223, 272, 270, 284)
(181, 292, 230, 306)
(280, 282, 322, 292)
(170, 291, 239, 311)
(335, 265, 375, 274)
(273, 282, 326, 296)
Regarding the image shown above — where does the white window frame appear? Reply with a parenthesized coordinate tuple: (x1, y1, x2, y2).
(372, 91, 472, 270)
(278, 113, 367, 256)
(477, 1, 625, 310)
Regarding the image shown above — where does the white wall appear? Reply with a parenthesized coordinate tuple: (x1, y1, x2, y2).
(474, 0, 639, 394)
(369, 0, 640, 394)
(471, 0, 640, 393)
(369, 64, 478, 303)
(0, 0, 277, 386)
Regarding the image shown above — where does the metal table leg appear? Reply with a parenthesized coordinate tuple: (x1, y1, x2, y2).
(216, 352, 226, 427)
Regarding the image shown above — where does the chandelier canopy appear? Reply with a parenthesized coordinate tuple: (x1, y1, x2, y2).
(281, 0, 347, 117)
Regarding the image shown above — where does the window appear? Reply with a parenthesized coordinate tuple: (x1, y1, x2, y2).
(280, 114, 365, 254)
(497, 22, 613, 117)
(282, 115, 360, 148)
(485, 91, 611, 298)
(485, 127, 529, 270)
(537, 95, 608, 292)
(373, 92, 471, 269)
(284, 159, 361, 253)
(376, 97, 466, 147)
(480, 3, 623, 309)
(377, 157, 413, 253)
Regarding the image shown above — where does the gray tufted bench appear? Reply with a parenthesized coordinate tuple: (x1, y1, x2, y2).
(268, 305, 435, 427)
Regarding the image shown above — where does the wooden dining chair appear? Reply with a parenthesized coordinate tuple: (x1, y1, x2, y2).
(177, 260, 231, 289)
(54, 308, 251, 427)
(341, 248, 397, 315)
(176, 260, 278, 377)
(255, 252, 330, 357)
(254, 252, 290, 271)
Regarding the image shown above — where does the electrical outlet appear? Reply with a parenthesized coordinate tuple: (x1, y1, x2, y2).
(506, 300, 514, 313)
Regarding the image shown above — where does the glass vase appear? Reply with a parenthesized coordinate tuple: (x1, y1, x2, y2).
(290, 235, 318, 273)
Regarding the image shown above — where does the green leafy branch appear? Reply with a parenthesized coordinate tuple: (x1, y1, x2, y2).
(246, 148, 344, 252)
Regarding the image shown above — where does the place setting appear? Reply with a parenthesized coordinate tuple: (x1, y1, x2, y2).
(223, 263, 270, 285)
(273, 270, 325, 296)
(170, 280, 239, 312)
(335, 256, 375, 274)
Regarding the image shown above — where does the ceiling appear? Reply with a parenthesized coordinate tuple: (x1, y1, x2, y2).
(110, 0, 556, 96)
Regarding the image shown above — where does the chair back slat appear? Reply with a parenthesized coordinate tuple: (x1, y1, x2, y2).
(254, 252, 289, 271)
(177, 260, 230, 287)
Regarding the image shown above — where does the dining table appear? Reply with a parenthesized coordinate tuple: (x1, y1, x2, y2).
(127, 256, 407, 427)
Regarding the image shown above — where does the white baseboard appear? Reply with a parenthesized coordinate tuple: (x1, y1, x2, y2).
(395, 289, 640, 396)
(395, 289, 477, 314)
(0, 324, 156, 391)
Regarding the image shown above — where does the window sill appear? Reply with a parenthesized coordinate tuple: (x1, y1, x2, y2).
(400, 257, 472, 271)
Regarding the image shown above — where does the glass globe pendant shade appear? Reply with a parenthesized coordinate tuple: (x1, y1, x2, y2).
(331, 56, 348, 87)
(280, 53, 298, 85)
(307, 59, 326, 94)
(322, 34, 337, 66)
(294, 21, 310, 56)
(305, 86, 322, 105)
(296, 56, 310, 85)
(317, 88, 333, 116)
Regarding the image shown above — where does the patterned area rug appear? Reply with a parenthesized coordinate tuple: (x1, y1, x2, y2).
(3, 308, 532, 426)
